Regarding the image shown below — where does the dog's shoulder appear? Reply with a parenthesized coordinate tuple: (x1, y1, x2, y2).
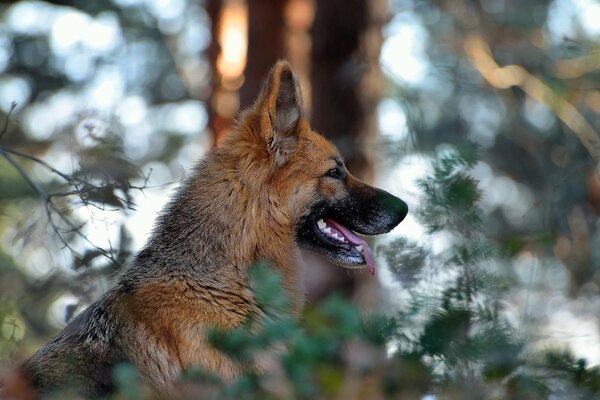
(20, 290, 125, 396)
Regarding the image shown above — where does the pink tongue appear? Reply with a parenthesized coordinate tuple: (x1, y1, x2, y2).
(323, 217, 375, 275)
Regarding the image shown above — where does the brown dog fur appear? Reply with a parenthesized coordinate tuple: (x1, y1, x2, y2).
(4, 61, 406, 398)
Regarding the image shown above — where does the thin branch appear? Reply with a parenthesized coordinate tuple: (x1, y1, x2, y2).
(0, 114, 155, 270)
(553, 52, 600, 79)
(5, 147, 161, 197)
(4, 148, 81, 183)
(0, 147, 49, 201)
(0, 101, 17, 140)
(464, 34, 600, 164)
(0, 145, 120, 266)
(45, 200, 119, 266)
(0, 107, 172, 273)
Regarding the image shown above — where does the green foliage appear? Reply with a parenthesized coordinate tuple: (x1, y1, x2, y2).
(417, 146, 483, 235)
(201, 263, 373, 399)
(538, 350, 600, 398)
(172, 148, 599, 399)
(116, 149, 597, 399)
(378, 237, 427, 285)
(2, 143, 596, 399)
(0, 300, 23, 362)
(113, 363, 143, 400)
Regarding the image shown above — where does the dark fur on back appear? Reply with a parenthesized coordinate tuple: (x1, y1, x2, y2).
(23, 290, 125, 395)
(10, 61, 407, 398)
(21, 139, 296, 396)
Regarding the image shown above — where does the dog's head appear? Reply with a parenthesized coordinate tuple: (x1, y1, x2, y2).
(231, 61, 408, 274)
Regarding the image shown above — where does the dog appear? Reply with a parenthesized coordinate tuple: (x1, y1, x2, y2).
(6, 61, 407, 398)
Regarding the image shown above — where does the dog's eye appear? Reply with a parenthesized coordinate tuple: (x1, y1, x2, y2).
(325, 166, 344, 180)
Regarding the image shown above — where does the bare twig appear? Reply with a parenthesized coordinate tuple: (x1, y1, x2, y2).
(464, 34, 600, 164)
(0, 101, 17, 141)
(45, 200, 119, 266)
(5, 148, 82, 183)
(0, 147, 49, 201)
(0, 111, 158, 270)
(0, 145, 119, 265)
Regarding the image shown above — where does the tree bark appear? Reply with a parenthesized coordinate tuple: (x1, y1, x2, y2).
(309, 0, 385, 307)
(206, 0, 226, 144)
(239, 0, 288, 110)
(311, 0, 370, 179)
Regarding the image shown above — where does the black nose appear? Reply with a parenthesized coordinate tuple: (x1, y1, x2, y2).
(376, 190, 408, 231)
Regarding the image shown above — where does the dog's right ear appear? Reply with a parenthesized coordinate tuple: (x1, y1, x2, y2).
(252, 61, 303, 165)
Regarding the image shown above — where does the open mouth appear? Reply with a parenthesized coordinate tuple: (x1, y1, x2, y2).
(295, 186, 407, 276)
(310, 216, 375, 275)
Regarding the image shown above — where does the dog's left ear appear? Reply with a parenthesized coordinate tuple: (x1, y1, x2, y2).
(254, 60, 303, 164)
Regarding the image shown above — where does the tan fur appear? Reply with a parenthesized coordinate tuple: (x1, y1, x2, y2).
(12, 61, 405, 398)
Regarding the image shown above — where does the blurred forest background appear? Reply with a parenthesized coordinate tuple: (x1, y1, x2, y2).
(2, 0, 600, 398)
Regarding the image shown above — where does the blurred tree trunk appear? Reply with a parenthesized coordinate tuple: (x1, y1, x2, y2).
(209, 0, 288, 144)
(239, 0, 288, 109)
(207, 0, 386, 308)
(207, 0, 226, 144)
(308, 0, 386, 308)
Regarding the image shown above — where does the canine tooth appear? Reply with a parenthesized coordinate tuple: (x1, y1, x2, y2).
(356, 244, 364, 252)
(324, 227, 331, 234)
(317, 219, 326, 229)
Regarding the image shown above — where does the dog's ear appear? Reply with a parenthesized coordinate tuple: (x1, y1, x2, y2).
(253, 60, 303, 164)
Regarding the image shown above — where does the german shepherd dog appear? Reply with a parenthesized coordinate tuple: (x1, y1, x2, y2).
(5, 61, 407, 398)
